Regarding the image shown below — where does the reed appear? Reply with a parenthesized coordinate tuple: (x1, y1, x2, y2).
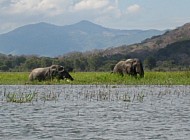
(6, 92, 37, 103)
(1, 84, 188, 104)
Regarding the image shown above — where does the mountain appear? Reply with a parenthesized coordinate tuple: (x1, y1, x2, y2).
(0, 20, 164, 57)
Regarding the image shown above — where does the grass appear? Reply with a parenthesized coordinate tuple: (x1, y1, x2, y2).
(0, 71, 189, 85)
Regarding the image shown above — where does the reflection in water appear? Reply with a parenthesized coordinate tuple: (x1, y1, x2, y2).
(0, 85, 190, 139)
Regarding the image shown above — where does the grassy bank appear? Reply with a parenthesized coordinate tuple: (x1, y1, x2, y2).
(0, 71, 189, 85)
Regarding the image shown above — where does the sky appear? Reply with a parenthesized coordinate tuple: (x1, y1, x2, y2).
(0, 0, 190, 34)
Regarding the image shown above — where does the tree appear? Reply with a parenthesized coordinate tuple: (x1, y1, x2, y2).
(40, 57, 53, 67)
(24, 57, 41, 70)
(144, 56, 156, 70)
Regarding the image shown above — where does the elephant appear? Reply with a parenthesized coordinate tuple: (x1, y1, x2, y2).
(113, 58, 144, 78)
(29, 65, 74, 81)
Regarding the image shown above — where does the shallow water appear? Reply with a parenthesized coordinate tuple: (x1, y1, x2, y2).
(0, 85, 190, 140)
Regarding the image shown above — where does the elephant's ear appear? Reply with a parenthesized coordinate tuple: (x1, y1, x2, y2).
(58, 66, 64, 71)
(50, 65, 57, 70)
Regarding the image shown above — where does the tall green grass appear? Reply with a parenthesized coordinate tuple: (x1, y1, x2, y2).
(0, 71, 189, 85)
(0, 72, 28, 85)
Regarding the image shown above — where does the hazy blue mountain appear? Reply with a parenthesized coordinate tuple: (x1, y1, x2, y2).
(0, 20, 164, 57)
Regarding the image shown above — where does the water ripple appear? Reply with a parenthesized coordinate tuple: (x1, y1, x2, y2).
(0, 85, 190, 140)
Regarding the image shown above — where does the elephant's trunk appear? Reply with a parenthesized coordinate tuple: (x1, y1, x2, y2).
(139, 71, 144, 78)
(135, 62, 144, 78)
(139, 63, 144, 78)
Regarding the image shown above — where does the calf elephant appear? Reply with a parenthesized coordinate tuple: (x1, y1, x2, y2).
(29, 65, 74, 81)
(113, 58, 144, 78)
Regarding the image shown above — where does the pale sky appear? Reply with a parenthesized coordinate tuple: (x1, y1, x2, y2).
(0, 0, 190, 34)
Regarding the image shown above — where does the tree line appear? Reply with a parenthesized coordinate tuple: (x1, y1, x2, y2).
(0, 49, 189, 72)
(0, 52, 117, 72)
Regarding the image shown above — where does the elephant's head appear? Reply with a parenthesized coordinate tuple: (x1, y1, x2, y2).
(50, 65, 64, 71)
(47, 65, 63, 78)
(132, 58, 144, 78)
(124, 62, 134, 75)
(49, 65, 74, 80)
(125, 58, 144, 77)
(57, 70, 74, 81)
(125, 59, 135, 75)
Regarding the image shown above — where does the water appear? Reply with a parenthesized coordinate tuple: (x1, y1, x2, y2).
(0, 85, 190, 140)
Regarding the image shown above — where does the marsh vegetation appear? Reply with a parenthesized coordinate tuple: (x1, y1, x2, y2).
(0, 71, 189, 139)
(0, 71, 190, 85)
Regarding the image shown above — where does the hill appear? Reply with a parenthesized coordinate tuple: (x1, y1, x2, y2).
(0, 20, 164, 57)
(95, 22, 190, 70)
(155, 40, 190, 65)
(102, 23, 190, 57)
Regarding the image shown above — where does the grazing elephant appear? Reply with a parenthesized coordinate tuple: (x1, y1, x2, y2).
(29, 65, 74, 81)
(113, 58, 144, 78)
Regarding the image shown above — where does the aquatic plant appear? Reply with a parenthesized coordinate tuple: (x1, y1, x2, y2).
(122, 93, 131, 102)
(40, 91, 60, 102)
(6, 92, 37, 103)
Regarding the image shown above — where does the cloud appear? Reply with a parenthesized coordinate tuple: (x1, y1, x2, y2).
(73, 0, 109, 11)
(1, 0, 116, 17)
(0, 0, 123, 33)
(71, 0, 122, 26)
(2, 0, 70, 16)
(127, 4, 140, 13)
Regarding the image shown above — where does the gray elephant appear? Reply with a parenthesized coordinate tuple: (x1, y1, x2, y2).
(29, 65, 74, 81)
(113, 58, 144, 78)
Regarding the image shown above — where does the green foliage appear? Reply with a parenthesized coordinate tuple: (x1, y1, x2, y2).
(0, 71, 189, 85)
(144, 56, 156, 70)
(0, 72, 29, 84)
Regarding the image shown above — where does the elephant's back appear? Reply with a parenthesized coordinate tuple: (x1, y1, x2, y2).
(29, 67, 48, 81)
(113, 61, 125, 72)
(31, 68, 46, 73)
(126, 59, 134, 63)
